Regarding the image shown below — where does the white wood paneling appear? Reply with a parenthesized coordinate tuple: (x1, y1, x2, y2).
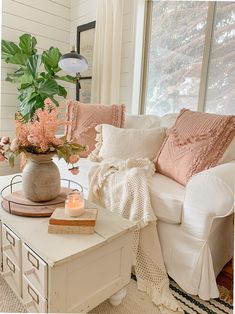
(69, 0, 97, 101)
(0, 0, 71, 175)
(2, 13, 69, 43)
(50, 0, 71, 8)
(69, 0, 135, 112)
(2, 0, 70, 31)
(14, 0, 71, 18)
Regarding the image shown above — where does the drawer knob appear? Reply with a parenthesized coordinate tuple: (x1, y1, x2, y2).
(27, 251, 40, 270)
(27, 284, 39, 304)
(6, 257, 15, 273)
(6, 231, 15, 247)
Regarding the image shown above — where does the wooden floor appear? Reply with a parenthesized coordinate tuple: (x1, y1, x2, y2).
(217, 259, 233, 290)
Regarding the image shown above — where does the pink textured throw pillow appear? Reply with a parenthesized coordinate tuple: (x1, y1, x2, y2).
(155, 109, 235, 186)
(65, 100, 125, 157)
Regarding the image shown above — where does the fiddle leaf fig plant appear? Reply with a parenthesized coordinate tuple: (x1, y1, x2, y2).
(1, 33, 76, 121)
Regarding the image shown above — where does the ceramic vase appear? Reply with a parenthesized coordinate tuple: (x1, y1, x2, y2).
(22, 153, 60, 202)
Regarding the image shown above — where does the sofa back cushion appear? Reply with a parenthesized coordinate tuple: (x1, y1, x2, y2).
(65, 100, 125, 157)
(218, 137, 235, 164)
(155, 109, 235, 186)
(89, 124, 166, 161)
(124, 113, 178, 129)
(124, 114, 161, 129)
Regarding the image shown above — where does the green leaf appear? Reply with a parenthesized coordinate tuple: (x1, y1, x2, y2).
(15, 111, 26, 123)
(38, 78, 59, 97)
(18, 91, 44, 119)
(6, 70, 34, 85)
(7, 53, 28, 66)
(58, 85, 67, 98)
(8, 152, 15, 168)
(55, 74, 76, 84)
(1, 40, 21, 60)
(19, 34, 37, 55)
(42, 47, 61, 74)
(48, 96, 59, 106)
(26, 55, 42, 79)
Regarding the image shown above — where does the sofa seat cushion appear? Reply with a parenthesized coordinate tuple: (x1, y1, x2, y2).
(54, 157, 185, 224)
(149, 173, 185, 224)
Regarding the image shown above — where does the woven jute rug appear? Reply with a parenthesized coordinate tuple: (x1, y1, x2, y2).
(0, 274, 233, 313)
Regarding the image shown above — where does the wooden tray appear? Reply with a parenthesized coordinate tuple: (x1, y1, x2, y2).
(1, 188, 71, 217)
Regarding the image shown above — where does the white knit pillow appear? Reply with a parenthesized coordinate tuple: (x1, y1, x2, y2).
(89, 124, 166, 162)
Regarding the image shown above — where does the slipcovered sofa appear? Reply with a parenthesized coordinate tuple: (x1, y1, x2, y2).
(54, 113, 235, 300)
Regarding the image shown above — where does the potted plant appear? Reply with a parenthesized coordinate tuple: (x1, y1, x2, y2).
(0, 99, 86, 202)
(1, 33, 76, 121)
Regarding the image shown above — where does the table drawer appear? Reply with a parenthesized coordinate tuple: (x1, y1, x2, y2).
(2, 224, 21, 267)
(2, 253, 21, 297)
(23, 276, 47, 313)
(22, 243, 47, 299)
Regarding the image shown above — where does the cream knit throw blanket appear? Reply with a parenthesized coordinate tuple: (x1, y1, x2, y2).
(88, 158, 183, 314)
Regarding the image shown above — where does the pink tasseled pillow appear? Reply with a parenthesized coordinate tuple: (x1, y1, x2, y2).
(65, 100, 125, 157)
(155, 109, 235, 186)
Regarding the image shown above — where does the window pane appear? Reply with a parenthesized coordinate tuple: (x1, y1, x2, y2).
(145, 1, 208, 116)
(205, 2, 235, 114)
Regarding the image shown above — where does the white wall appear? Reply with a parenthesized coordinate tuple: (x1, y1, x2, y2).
(0, 0, 143, 174)
(69, 0, 137, 113)
(69, 0, 98, 99)
(0, 0, 71, 175)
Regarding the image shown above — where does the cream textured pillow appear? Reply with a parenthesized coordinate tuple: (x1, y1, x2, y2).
(89, 124, 166, 161)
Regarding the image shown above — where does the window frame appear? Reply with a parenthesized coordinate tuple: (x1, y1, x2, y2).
(141, 1, 223, 114)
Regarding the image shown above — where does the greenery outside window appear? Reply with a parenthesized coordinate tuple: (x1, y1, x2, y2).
(143, 1, 235, 116)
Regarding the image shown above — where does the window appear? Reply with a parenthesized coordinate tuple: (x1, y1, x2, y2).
(144, 1, 235, 116)
(205, 2, 235, 114)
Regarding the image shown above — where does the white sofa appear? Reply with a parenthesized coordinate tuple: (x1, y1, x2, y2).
(54, 113, 234, 300)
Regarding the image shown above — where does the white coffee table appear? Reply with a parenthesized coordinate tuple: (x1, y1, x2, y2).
(0, 174, 135, 313)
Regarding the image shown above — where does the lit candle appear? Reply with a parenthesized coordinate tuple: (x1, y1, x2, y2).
(65, 191, 85, 217)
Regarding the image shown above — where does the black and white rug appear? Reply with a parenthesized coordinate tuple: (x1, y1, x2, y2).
(169, 279, 233, 314)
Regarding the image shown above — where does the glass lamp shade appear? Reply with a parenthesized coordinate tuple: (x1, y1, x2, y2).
(58, 51, 88, 75)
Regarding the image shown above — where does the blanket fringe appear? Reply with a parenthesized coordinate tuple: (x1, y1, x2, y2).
(137, 279, 183, 313)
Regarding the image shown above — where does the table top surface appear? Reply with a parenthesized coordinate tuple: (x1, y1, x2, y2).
(0, 174, 135, 266)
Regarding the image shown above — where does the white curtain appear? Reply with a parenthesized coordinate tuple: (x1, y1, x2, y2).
(91, 0, 123, 105)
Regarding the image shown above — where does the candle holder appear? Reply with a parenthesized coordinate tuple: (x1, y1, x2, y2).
(65, 191, 85, 217)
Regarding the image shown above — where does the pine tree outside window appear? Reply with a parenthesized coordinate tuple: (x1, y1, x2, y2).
(143, 1, 235, 116)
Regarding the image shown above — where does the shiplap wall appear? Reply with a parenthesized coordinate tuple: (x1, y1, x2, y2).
(1, 0, 138, 174)
(69, 0, 135, 112)
(0, 0, 71, 175)
(69, 0, 98, 99)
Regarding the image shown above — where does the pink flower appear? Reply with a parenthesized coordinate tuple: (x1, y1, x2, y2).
(44, 97, 53, 106)
(0, 136, 9, 145)
(69, 167, 79, 175)
(10, 138, 19, 152)
(27, 135, 38, 146)
(69, 155, 80, 164)
(0, 153, 5, 161)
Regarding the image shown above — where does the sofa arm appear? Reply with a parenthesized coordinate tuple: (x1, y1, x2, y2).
(182, 162, 235, 239)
